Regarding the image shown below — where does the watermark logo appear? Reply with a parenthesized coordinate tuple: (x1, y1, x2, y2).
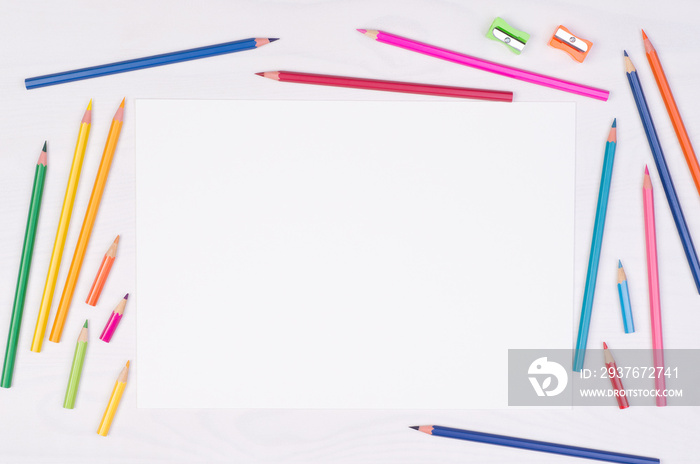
(527, 357, 568, 397)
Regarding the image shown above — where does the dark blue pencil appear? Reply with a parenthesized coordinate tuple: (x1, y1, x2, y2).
(25, 37, 278, 89)
(411, 425, 659, 464)
(624, 51, 700, 294)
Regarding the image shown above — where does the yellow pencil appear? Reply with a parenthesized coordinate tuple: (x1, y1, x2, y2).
(50, 99, 125, 343)
(31, 101, 92, 353)
(97, 360, 129, 436)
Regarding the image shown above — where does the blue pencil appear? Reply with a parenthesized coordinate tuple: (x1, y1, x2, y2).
(617, 260, 635, 333)
(25, 37, 278, 89)
(573, 120, 617, 372)
(411, 425, 659, 464)
(624, 51, 700, 294)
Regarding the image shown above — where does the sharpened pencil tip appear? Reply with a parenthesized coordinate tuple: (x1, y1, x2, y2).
(42, 141, 47, 152)
(645, 165, 649, 175)
(357, 29, 367, 34)
(618, 259, 622, 268)
(603, 341, 608, 349)
(623, 50, 629, 57)
(641, 29, 648, 40)
(268, 38, 279, 42)
(119, 98, 125, 108)
(612, 118, 616, 128)
(409, 426, 419, 430)
(87, 99, 93, 111)
(84, 320, 88, 328)
(126, 360, 130, 368)
(255, 72, 264, 77)
(124, 293, 129, 300)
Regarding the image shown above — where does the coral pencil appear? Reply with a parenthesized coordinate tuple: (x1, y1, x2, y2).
(617, 260, 635, 333)
(63, 320, 88, 409)
(643, 30, 700, 198)
(573, 120, 617, 372)
(643, 167, 666, 407)
(255, 71, 513, 102)
(31, 101, 92, 353)
(100, 294, 128, 343)
(97, 361, 129, 436)
(2, 144, 48, 388)
(411, 425, 659, 463)
(86, 235, 119, 306)
(625, 51, 700, 294)
(50, 99, 125, 343)
(603, 342, 630, 409)
(357, 29, 609, 101)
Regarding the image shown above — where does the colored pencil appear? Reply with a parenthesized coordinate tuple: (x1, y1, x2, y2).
(97, 361, 129, 436)
(26, 38, 278, 89)
(50, 99, 125, 343)
(255, 70, 513, 102)
(86, 235, 120, 306)
(643, 167, 666, 407)
(100, 294, 128, 343)
(573, 120, 617, 372)
(411, 425, 658, 464)
(643, 30, 700, 198)
(603, 342, 630, 410)
(1, 144, 48, 388)
(625, 51, 700, 294)
(63, 320, 88, 409)
(357, 29, 609, 101)
(31, 102, 92, 353)
(617, 260, 635, 333)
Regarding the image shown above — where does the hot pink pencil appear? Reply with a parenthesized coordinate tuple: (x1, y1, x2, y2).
(358, 29, 609, 101)
(643, 166, 666, 407)
(100, 294, 128, 343)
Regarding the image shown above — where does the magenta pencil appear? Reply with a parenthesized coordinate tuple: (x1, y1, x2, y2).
(100, 294, 128, 343)
(643, 167, 666, 407)
(358, 29, 609, 101)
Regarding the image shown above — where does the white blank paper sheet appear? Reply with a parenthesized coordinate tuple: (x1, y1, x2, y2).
(135, 100, 575, 409)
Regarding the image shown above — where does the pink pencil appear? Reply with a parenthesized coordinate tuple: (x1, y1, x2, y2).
(357, 29, 609, 101)
(100, 294, 128, 343)
(643, 166, 666, 407)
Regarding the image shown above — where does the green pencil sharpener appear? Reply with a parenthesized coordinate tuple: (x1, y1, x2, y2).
(486, 17, 530, 55)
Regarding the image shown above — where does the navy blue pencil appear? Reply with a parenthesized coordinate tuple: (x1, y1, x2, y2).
(411, 425, 659, 464)
(26, 38, 278, 89)
(624, 51, 700, 294)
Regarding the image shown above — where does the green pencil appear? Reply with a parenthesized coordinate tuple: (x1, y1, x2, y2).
(64, 320, 88, 408)
(1, 143, 48, 388)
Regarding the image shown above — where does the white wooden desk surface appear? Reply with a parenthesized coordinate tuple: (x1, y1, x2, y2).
(1, 0, 699, 462)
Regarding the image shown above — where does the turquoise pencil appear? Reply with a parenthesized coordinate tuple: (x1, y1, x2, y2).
(573, 120, 617, 372)
(617, 260, 635, 333)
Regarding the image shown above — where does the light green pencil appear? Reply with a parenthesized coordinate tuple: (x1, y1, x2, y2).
(63, 320, 88, 409)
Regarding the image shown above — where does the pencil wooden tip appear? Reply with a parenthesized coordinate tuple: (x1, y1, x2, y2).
(358, 29, 378, 39)
(114, 100, 125, 122)
(644, 167, 652, 189)
(624, 54, 636, 73)
(82, 102, 93, 124)
(84, 320, 88, 328)
(603, 341, 608, 350)
(114, 235, 120, 245)
(607, 122, 617, 143)
(618, 262, 627, 283)
(38, 143, 47, 165)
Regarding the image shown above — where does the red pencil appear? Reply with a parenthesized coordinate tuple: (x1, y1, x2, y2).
(603, 342, 629, 409)
(256, 71, 513, 102)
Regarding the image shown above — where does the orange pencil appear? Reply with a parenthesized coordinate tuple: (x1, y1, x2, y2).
(50, 99, 125, 343)
(643, 30, 700, 197)
(86, 235, 119, 306)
